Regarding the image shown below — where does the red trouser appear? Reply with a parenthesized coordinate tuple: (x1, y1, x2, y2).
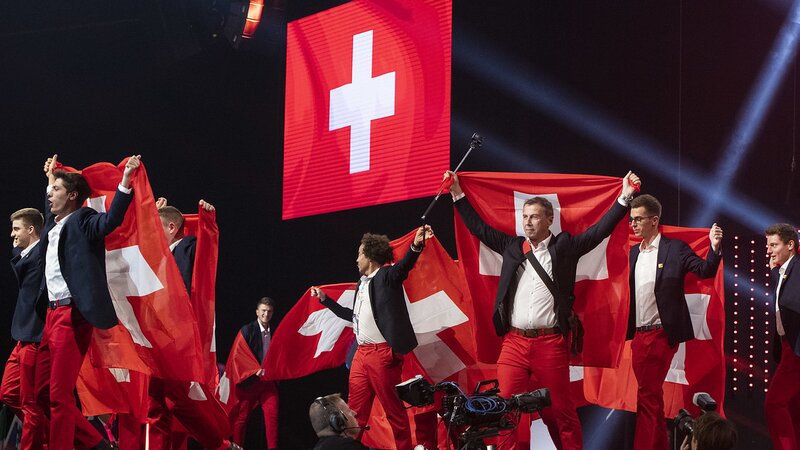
(496, 332, 582, 450)
(231, 378, 279, 447)
(348, 343, 412, 449)
(766, 338, 800, 450)
(150, 379, 232, 449)
(631, 329, 677, 450)
(35, 305, 105, 450)
(0, 341, 46, 450)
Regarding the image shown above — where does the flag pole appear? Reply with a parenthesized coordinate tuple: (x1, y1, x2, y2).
(420, 133, 482, 223)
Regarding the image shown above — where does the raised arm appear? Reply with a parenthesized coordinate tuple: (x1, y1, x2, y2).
(680, 224, 723, 278)
(311, 287, 353, 321)
(446, 171, 518, 254)
(572, 171, 640, 256)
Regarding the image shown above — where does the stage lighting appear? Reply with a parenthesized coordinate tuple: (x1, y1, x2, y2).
(222, 0, 270, 47)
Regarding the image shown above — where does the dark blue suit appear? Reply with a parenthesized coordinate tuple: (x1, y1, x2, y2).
(10, 242, 46, 343)
(772, 257, 800, 359)
(172, 235, 196, 294)
(38, 188, 133, 329)
(627, 235, 721, 345)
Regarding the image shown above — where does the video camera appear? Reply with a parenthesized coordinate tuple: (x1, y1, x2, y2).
(673, 392, 718, 435)
(396, 376, 550, 448)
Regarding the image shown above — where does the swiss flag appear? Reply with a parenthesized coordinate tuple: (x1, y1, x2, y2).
(452, 172, 631, 368)
(583, 225, 726, 418)
(263, 231, 478, 449)
(57, 159, 206, 382)
(182, 208, 220, 386)
(283, 0, 452, 219)
(76, 364, 148, 421)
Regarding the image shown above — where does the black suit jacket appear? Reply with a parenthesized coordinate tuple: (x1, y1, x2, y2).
(321, 245, 421, 354)
(172, 235, 197, 294)
(38, 188, 133, 329)
(772, 257, 800, 360)
(454, 196, 629, 336)
(10, 242, 46, 342)
(241, 319, 267, 364)
(626, 236, 721, 345)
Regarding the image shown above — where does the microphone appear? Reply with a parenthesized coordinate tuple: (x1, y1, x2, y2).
(692, 392, 717, 412)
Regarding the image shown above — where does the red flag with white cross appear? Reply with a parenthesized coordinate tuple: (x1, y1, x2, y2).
(583, 225, 726, 418)
(283, 0, 452, 219)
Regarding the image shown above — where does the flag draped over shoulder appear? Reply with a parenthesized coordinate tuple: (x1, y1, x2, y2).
(453, 172, 631, 368)
(583, 225, 726, 418)
(58, 159, 206, 382)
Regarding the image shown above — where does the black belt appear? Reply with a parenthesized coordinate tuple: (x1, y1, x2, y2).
(48, 298, 73, 310)
(510, 326, 561, 338)
(636, 324, 663, 333)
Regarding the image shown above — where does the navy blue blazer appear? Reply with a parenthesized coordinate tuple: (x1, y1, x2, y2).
(172, 235, 196, 294)
(627, 236, 721, 346)
(38, 188, 134, 330)
(241, 319, 267, 364)
(772, 256, 800, 360)
(321, 245, 421, 355)
(10, 242, 46, 342)
(455, 195, 629, 336)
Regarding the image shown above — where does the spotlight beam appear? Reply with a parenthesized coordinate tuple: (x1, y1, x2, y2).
(453, 28, 781, 232)
(692, 0, 800, 228)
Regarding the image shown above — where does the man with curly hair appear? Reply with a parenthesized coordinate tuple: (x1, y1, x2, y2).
(311, 226, 432, 449)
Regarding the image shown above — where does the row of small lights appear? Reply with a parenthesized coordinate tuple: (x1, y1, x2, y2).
(731, 235, 771, 394)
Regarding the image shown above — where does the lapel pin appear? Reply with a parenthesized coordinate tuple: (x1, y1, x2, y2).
(658, 263, 664, 269)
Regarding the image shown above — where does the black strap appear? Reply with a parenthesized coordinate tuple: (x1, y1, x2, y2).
(523, 245, 567, 307)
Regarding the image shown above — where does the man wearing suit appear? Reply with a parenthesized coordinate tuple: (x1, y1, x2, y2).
(626, 194, 722, 450)
(35, 153, 140, 450)
(230, 296, 280, 449)
(764, 223, 800, 450)
(445, 170, 640, 450)
(311, 226, 432, 449)
(114, 198, 237, 450)
(1, 208, 47, 449)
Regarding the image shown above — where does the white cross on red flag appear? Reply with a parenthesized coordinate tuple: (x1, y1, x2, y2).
(453, 172, 632, 368)
(282, 0, 452, 219)
(583, 225, 726, 418)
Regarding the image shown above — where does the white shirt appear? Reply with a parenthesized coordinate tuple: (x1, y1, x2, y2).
(43, 184, 132, 302)
(19, 239, 40, 259)
(634, 233, 662, 327)
(352, 268, 387, 345)
(169, 238, 182, 252)
(45, 211, 75, 301)
(776, 255, 793, 337)
(510, 234, 558, 329)
(258, 320, 271, 361)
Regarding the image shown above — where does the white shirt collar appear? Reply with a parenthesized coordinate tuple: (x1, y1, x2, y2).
(169, 238, 183, 252)
(258, 320, 270, 334)
(19, 239, 40, 258)
(640, 233, 661, 252)
(780, 255, 794, 274)
(529, 233, 553, 251)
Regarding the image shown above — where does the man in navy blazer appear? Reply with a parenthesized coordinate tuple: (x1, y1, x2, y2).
(764, 223, 800, 450)
(445, 170, 640, 450)
(627, 194, 722, 450)
(34, 153, 140, 450)
(312, 226, 431, 449)
(1, 208, 47, 449)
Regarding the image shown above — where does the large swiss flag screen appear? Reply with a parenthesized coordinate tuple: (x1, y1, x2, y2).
(283, 0, 452, 220)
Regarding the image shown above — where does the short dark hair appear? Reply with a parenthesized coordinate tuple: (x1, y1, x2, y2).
(10, 208, 44, 233)
(693, 412, 737, 450)
(765, 223, 799, 249)
(309, 393, 344, 434)
(257, 296, 275, 309)
(158, 206, 185, 231)
(360, 233, 394, 265)
(523, 196, 554, 219)
(54, 171, 92, 206)
(630, 194, 662, 217)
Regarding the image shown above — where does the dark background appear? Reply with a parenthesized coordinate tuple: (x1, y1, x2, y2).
(2, 0, 798, 448)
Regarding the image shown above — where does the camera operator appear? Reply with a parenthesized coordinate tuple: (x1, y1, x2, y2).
(678, 413, 737, 450)
(309, 394, 368, 450)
